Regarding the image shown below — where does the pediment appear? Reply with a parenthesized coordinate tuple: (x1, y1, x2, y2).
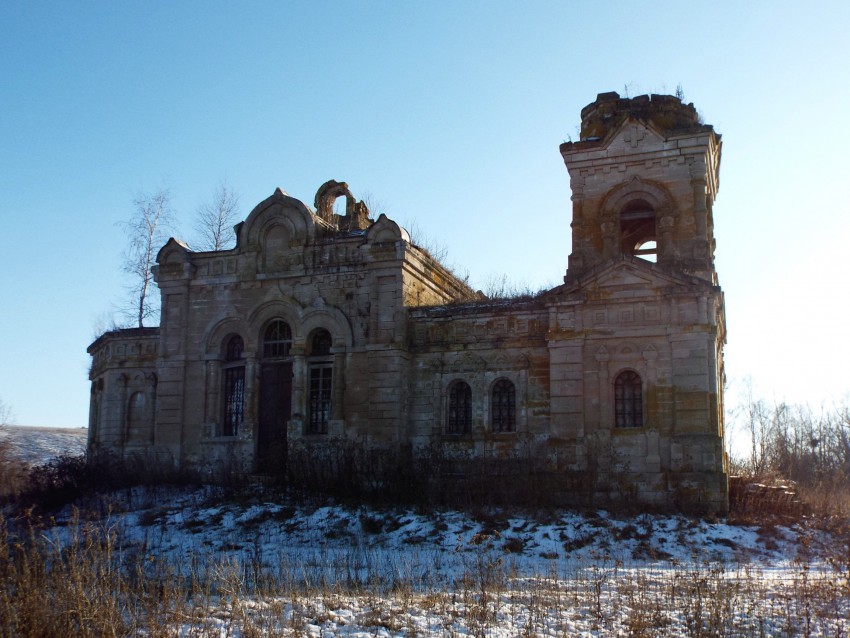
(563, 258, 709, 297)
(603, 118, 668, 154)
(596, 266, 654, 288)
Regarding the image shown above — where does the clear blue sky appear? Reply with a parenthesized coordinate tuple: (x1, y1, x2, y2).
(1, 1, 848, 440)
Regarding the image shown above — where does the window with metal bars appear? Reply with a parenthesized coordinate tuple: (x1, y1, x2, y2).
(263, 320, 292, 358)
(222, 334, 245, 436)
(308, 365, 332, 434)
(614, 370, 643, 428)
(491, 379, 516, 433)
(222, 366, 244, 436)
(447, 381, 472, 434)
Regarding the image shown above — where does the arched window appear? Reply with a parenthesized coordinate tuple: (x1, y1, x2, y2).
(619, 199, 656, 261)
(263, 320, 292, 358)
(222, 334, 245, 436)
(614, 370, 643, 428)
(491, 379, 516, 433)
(310, 329, 332, 356)
(225, 334, 243, 360)
(308, 329, 333, 434)
(447, 381, 472, 434)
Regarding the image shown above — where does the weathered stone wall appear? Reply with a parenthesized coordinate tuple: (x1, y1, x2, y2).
(87, 328, 161, 461)
(562, 92, 721, 283)
(408, 300, 551, 451)
(146, 190, 476, 474)
(88, 92, 728, 512)
(555, 91, 727, 510)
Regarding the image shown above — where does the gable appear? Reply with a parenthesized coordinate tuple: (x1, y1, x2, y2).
(596, 266, 654, 288)
(602, 119, 670, 155)
(560, 257, 712, 300)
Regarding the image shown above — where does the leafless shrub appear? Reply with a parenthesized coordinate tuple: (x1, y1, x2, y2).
(405, 220, 449, 264)
(285, 438, 600, 510)
(731, 396, 850, 519)
(0, 397, 13, 427)
(0, 440, 28, 501)
(481, 272, 550, 301)
(10, 451, 200, 514)
(403, 220, 476, 294)
(89, 310, 122, 341)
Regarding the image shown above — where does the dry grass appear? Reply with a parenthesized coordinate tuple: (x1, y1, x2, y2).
(0, 504, 848, 637)
(2, 420, 849, 635)
(0, 441, 29, 501)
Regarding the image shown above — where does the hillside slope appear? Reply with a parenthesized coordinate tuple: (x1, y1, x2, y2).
(0, 425, 86, 466)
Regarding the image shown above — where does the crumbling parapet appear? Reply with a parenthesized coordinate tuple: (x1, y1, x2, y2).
(576, 91, 711, 142)
(314, 179, 372, 231)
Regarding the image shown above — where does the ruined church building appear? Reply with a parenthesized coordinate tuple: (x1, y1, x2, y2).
(88, 92, 728, 511)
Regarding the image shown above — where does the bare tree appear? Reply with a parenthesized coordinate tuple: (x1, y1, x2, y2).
(0, 397, 13, 427)
(121, 188, 175, 328)
(194, 181, 240, 251)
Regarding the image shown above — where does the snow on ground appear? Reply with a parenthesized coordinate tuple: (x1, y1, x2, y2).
(102, 488, 800, 574)
(2, 426, 848, 635)
(32, 484, 847, 636)
(0, 424, 86, 466)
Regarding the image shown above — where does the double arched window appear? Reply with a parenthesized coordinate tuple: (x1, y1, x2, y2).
(614, 370, 643, 428)
(446, 378, 518, 434)
(222, 335, 245, 436)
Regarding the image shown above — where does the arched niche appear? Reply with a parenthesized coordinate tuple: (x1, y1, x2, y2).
(259, 220, 296, 273)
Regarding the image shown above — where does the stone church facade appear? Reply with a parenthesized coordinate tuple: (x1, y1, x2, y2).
(88, 92, 728, 511)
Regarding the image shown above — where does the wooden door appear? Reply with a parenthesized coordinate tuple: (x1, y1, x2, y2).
(257, 362, 292, 474)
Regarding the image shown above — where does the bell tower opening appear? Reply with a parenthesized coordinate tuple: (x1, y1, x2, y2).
(619, 199, 656, 262)
(561, 92, 721, 282)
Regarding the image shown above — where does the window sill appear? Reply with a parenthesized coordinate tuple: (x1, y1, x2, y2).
(441, 431, 518, 440)
(201, 435, 243, 443)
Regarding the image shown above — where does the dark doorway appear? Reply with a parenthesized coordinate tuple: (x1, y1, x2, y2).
(257, 362, 292, 474)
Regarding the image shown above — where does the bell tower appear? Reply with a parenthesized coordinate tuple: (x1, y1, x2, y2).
(561, 92, 722, 283)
